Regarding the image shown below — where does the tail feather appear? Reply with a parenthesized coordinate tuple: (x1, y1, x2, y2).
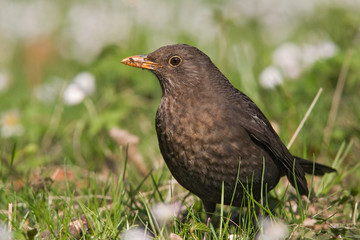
(294, 156, 336, 176)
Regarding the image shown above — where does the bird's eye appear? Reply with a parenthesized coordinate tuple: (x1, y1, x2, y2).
(169, 56, 182, 67)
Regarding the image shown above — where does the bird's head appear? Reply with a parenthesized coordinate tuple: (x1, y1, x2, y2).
(121, 44, 226, 96)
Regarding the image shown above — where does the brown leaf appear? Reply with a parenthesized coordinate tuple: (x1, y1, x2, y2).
(303, 218, 317, 227)
(109, 127, 149, 177)
(170, 233, 183, 240)
(68, 214, 94, 239)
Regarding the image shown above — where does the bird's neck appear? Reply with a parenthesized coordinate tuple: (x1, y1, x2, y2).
(161, 83, 213, 107)
(157, 66, 234, 108)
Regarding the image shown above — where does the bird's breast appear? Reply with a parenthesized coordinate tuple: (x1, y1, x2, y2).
(155, 95, 281, 204)
(155, 96, 241, 189)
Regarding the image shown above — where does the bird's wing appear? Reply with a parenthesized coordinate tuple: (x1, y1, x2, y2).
(232, 91, 309, 195)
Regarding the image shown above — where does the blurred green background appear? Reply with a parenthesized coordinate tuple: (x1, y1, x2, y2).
(0, 0, 359, 193)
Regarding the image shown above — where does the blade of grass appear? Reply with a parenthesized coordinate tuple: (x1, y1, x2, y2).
(139, 193, 158, 238)
(122, 146, 129, 182)
(10, 143, 16, 169)
(320, 140, 356, 194)
(150, 173, 165, 203)
(219, 181, 224, 239)
(222, 160, 242, 237)
(291, 159, 305, 222)
(287, 88, 323, 149)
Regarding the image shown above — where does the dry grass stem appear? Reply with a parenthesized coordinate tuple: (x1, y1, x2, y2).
(320, 49, 353, 156)
(287, 88, 323, 149)
(353, 201, 358, 226)
(8, 203, 12, 232)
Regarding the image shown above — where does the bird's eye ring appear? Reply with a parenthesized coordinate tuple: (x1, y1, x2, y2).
(169, 56, 182, 67)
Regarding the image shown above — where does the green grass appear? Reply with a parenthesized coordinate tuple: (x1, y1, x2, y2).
(0, 1, 360, 239)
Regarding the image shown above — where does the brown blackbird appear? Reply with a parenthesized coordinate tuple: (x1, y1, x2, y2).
(121, 44, 335, 215)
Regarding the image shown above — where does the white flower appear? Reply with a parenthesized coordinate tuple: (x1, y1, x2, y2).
(272, 42, 302, 79)
(259, 66, 284, 89)
(0, 223, 12, 240)
(0, 109, 24, 138)
(63, 83, 86, 106)
(316, 41, 338, 59)
(302, 41, 338, 67)
(63, 72, 96, 106)
(257, 218, 288, 240)
(271, 40, 338, 80)
(122, 228, 152, 240)
(0, 71, 10, 92)
(73, 72, 96, 95)
(228, 234, 238, 240)
(151, 202, 182, 225)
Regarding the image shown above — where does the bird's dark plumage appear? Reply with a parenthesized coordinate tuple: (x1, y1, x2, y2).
(121, 44, 335, 214)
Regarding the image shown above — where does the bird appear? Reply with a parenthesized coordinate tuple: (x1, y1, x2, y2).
(121, 44, 336, 217)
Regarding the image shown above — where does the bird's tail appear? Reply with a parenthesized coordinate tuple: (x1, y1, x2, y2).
(294, 156, 336, 176)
